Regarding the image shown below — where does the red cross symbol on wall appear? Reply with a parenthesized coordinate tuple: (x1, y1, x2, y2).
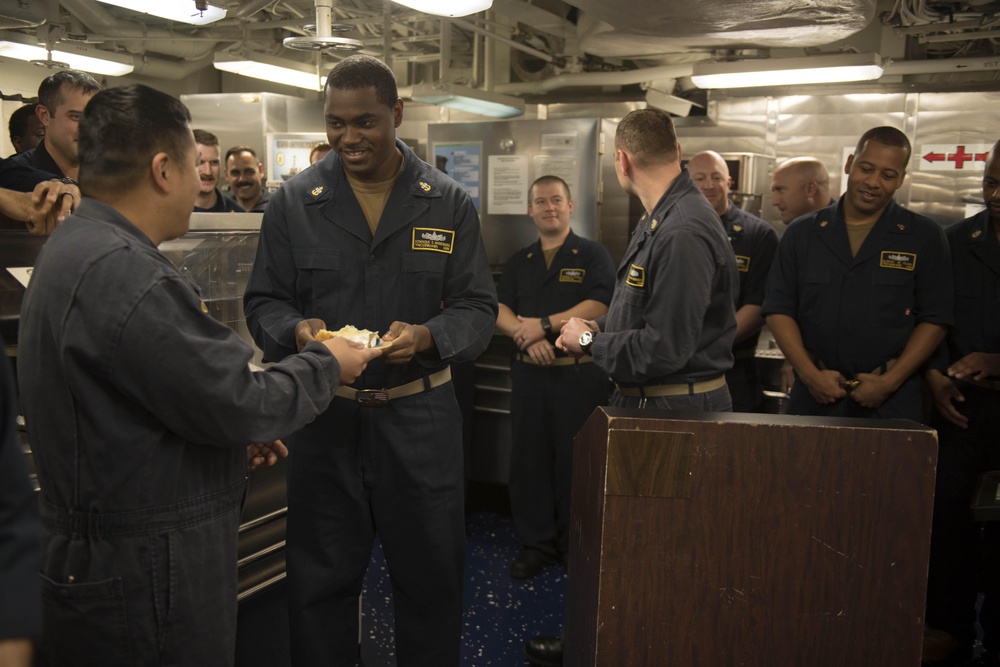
(922, 145, 990, 169)
(947, 145, 974, 169)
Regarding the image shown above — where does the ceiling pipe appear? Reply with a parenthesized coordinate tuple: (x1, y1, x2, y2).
(132, 53, 214, 79)
(451, 16, 554, 63)
(495, 63, 695, 94)
(233, 0, 277, 19)
(882, 55, 1000, 75)
(58, 0, 238, 59)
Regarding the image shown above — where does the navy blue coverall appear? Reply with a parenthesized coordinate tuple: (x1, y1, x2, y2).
(925, 210, 1000, 652)
(762, 198, 953, 422)
(721, 204, 778, 412)
(498, 229, 615, 560)
(18, 198, 342, 666)
(244, 140, 497, 667)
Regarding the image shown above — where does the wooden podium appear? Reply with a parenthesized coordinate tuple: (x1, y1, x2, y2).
(564, 408, 937, 666)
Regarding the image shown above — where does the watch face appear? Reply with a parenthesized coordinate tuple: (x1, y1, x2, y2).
(579, 330, 593, 346)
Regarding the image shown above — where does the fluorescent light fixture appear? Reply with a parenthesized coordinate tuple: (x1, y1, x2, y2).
(0, 38, 134, 76)
(410, 82, 523, 118)
(691, 53, 883, 89)
(390, 0, 492, 17)
(214, 52, 325, 92)
(96, 0, 226, 26)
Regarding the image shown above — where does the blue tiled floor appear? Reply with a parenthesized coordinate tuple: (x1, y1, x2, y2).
(360, 511, 567, 666)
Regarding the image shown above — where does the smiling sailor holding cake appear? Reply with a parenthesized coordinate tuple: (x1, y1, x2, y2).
(244, 54, 497, 667)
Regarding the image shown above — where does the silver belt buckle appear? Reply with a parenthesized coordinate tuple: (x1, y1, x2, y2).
(356, 389, 389, 407)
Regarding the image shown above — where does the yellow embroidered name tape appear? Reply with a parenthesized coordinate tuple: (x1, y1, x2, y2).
(412, 227, 455, 254)
(735, 255, 750, 273)
(626, 264, 645, 288)
(560, 268, 585, 283)
(879, 251, 916, 271)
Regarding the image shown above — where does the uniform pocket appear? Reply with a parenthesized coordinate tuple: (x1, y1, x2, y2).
(799, 269, 830, 327)
(292, 248, 341, 320)
(400, 251, 448, 322)
(869, 270, 914, 328)
(40, 573, 134, 666)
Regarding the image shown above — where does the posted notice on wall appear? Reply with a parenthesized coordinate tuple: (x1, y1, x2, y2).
(488, 155, 529, 215)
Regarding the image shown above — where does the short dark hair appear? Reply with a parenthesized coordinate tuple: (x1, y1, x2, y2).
(78, 84, 193, 197)
(224, 145, 258, 163)
(615, 108, 679, 168)
(309, 142, 331, 161)
(37, 70, 101, 113)
(530, 175, 572, 201)
(193, 129, 219, 148)
(855, 126, 912, 163)
(325, 54, 398, 108)
(9, 104, 38, 143)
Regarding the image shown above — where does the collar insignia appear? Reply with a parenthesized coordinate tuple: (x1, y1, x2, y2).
(650, 218, 658, 230)
(572, 248, 579, 254)
(732, 224, 743, 233)
(419, 181, 432, 192)
(972, 229, 983, 239)
(200, 301, 209, 313)
(527, 252, 534, 259)
(897, 223, 906, 231)
(819, 220, 829, 228)
(310, 185, 325, 197)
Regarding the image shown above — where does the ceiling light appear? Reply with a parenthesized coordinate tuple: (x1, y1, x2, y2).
(96, 0, 226, 25)
(0, 39, 134, 76)
(690, 53, 883, 89)
(214, 52, 325, 92)
(390, 0, 492, 18)
(410, 82, 523, 118)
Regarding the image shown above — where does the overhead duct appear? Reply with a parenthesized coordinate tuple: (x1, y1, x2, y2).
(569, 0, 877, 57)
(0, 0, 49, 29)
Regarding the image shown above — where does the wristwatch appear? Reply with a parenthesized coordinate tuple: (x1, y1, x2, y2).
(540, 315, 552, 334)
(579, 330, 595, 354)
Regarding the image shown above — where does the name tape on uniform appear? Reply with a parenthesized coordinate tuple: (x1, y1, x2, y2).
(626, 264, 645, 288)
(880, 251, 916, 271)
(559, 268, 585, 283)
(412, 228, 455, 254)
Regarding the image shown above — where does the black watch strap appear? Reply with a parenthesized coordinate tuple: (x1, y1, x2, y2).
(540, 315, 552, 333)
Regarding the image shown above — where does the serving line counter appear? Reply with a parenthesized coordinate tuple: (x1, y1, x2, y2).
(1, 212, 287, 603)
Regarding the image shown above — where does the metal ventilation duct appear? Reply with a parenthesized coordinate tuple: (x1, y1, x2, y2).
(0, 0, 49, 29)
(569, 0, 877, 56)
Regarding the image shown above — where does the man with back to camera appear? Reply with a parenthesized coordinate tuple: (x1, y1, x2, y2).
(768, 156, 835, 395)
(7, 70, 100, 187)
(496, 175, 615, 579)
(922, 140, 1000, 665)
(526, 108, 739, 667)
(225, 145, 271, 212)
(762, 126, 953, 422)
(244, 54, 497, 666)
(8, 103, 44, 156)
(688, 150, 778, 412)
(194, 129, 244, 212)
(17, 83, 381, 666)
